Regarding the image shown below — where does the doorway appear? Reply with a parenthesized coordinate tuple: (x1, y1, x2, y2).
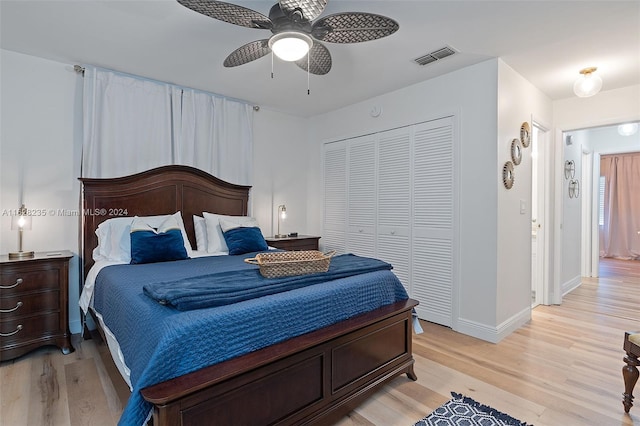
(568, 122, 640, 280)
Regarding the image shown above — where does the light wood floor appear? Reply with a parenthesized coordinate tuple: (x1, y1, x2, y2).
(1, 258, 639, 426)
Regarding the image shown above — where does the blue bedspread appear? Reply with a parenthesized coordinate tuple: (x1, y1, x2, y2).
(143, 253, 393, 310)
(92, 252, 409, 426)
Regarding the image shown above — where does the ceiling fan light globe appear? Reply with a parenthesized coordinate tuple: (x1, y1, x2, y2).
(269, 32, 312, 62)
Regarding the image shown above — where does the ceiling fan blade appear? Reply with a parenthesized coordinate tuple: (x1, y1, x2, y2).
(223, 40, 271, 67)
(295, 42, 332, 75)
(312, 12, 399, 43)
(177, 0, 272, 29)
(279, 0, 327, 21)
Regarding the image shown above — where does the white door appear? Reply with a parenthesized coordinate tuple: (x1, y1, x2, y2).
(347, 135, 377, 257)
(412, 117, 454, 326)
(531, 124, 547, 307)
(377, 127, 412, 293)
(323, 141, 347, 254)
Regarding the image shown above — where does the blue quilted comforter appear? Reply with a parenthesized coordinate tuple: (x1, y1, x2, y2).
(143, 253, 393, 310)
(92, 252, 409, 426)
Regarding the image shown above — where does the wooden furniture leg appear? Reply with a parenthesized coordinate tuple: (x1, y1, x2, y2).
(623, 332, 640, 413)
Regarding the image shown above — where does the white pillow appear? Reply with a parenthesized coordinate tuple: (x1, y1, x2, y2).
(193, 215, 208, 252)
(131, 215, 182, 233)
(202, 212, 258, 253)
(218, 218, 264, 234)
(93, 212, 192, 262)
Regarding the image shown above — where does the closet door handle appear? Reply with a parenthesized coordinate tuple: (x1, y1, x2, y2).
(0, 301, 23, 313)
(0, 278, 23, 289)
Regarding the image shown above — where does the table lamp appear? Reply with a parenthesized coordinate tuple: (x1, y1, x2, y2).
(275, 204, 287, 238)
(8, 204, 34, 259)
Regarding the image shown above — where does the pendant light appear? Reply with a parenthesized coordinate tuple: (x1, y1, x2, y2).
(573, 67, 603, 98)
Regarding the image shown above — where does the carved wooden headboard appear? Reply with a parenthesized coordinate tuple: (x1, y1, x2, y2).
(79, 165, 251, 278)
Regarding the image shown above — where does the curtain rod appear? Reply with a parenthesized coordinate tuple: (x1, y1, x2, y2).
(72, 64, 259, 111)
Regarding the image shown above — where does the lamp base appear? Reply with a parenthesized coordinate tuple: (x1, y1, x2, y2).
(274, 234, 288, 238)
(8, 250, 35, 259)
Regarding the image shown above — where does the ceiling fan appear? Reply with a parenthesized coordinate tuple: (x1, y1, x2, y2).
(176, 0, 399, 76)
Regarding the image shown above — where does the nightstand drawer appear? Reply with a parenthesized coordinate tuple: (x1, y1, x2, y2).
(0, 311, 60, 343)
(0, 251, 73, 360)
(0, 291, 60, 319)
(0, 269, 59, 294)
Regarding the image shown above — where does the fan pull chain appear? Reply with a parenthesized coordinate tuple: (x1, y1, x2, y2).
(271, 51, 274, 79)
(307, 54, 310, 95)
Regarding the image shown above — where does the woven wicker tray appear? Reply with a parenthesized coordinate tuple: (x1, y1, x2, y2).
(245, 250, 336, 278)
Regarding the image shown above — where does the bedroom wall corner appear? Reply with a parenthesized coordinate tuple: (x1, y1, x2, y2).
(1, 49, 84, 334)
(252, 107, 310, 238)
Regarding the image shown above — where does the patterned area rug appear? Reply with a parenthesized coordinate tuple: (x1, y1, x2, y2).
(414, 392, 531, 426)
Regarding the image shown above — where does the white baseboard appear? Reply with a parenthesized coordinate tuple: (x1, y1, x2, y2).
(562, 275, 582, 296)
(456, 307, 531, 343)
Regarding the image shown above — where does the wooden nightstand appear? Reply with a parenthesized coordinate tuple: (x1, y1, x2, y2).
(0, 251, 74, 361)
(265, 235, 320, 251)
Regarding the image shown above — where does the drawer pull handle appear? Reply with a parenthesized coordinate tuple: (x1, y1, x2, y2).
(0, 324, 23, 337)
(0, 278, 23, 289)
(0, 301, 23, 313)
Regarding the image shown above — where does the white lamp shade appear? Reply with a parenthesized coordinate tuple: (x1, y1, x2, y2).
(573, 70, 603, 97)
(10, 207, 32, 231)
(269, 32, 312, 62)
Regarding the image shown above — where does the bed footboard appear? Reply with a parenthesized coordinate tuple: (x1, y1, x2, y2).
(141, 299, 418, 426)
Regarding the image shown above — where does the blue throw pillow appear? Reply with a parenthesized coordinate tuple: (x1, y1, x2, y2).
(222, 226, 269, 255)
(130, 216, 189, 264)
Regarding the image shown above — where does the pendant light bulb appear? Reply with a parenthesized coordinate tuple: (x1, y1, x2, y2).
(573, 67, 603, 98)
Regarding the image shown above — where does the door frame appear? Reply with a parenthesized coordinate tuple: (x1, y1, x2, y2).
(581, 149, 595, 277)
(531, 122, 547, 307)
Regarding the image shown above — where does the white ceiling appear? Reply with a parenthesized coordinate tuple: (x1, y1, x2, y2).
(2, 1, 639, 117)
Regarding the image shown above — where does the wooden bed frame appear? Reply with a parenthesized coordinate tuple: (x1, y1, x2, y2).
(80, 165, 418, 426)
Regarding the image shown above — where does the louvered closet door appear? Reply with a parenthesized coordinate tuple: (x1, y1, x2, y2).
(412, 117, 454, 326)
(377, 127, 411, 293)
(323, 141, 347, 254)
(346, 135, 377, 257)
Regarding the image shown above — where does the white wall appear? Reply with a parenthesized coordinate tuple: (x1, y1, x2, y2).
(0, 49, 306, 334)
(308, 59, 505, 340)
(554, 85, 640, 132)
(251, 108, 310, 237)
(1, 49, 83, 333)
(496, 61, 553, 332)
(559, 130, 585, 292)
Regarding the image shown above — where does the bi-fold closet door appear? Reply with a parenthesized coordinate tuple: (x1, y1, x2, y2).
(322, 116, 455, 327)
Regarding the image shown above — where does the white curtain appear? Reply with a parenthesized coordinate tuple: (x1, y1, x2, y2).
(82, 66, 253, 185)
(173, 88, 253, 185)
(82, 67, 174, 178)
(600, 153, 640, 260)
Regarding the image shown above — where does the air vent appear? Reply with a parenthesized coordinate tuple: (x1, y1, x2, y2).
(414, 46, 457, 66)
